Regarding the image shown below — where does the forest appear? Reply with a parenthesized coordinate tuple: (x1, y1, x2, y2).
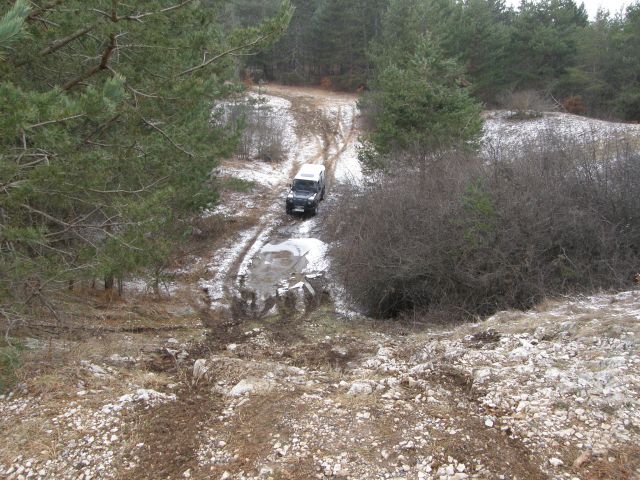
(233, 0, 640, 121)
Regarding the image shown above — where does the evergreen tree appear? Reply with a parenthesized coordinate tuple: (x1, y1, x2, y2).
(361, 0, 483, 159)
(507, 0, 588, 90)
(0, 0, 292, 315)
(238, 0, 387, 88)
(422, 0, 514, 103)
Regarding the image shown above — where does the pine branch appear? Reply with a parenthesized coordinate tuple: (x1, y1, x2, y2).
(61, 33, 116, 91)
(38, 26, 93, 57)
(0, 0, 31, 60)
(26, 0, 66, 21)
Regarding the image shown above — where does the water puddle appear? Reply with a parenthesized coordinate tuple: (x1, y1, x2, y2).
(243, 238, 327, 300)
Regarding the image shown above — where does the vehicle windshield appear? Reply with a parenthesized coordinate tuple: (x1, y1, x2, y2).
(293, 179, 317, 192)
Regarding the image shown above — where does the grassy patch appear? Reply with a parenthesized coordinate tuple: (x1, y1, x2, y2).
(0, 340, 23, 393)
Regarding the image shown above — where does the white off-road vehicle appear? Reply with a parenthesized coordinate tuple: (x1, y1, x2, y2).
(285, 164, 326, 215)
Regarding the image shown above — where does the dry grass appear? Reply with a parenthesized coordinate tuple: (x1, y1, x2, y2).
(0, 416, 68, 465)
(585, 447, 640, 479)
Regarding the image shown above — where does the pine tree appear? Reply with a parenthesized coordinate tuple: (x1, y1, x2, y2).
(0, 0, 292, 318)
(360, 0, 483, 159)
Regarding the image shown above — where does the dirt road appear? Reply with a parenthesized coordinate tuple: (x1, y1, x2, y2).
(200, 84, 361, 319)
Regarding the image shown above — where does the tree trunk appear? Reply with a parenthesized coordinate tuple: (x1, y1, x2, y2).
(104, 273, 114, 291)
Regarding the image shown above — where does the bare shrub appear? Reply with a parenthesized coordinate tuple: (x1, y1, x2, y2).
(243, 70, 255, 87)
(214, 96, 288, 162)
(563, 95, 587, 115)
(320, 76, 333, 90)
(498, 89, 552, 118)
(327, 136, 640, 319)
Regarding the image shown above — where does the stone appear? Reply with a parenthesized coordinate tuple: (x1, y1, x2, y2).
(549, 458, 564, 467)
(192, 359, 208, 383)
(573, 451, 592, 469)
(347, 381, 373, 396)
(228, 378, 273, 396)
(259, 466, 274, 477)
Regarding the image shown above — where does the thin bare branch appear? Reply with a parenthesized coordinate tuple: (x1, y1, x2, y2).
(142, 118, 194, 158)
(29, 16, 59, 27)
(26, 0, 67, 21)
(88, 176, 168, 194)
(20, 203, 70, 227)
(83, 114, 121, 145)
(26, 114, 85, 129)
(105, 66, 159, 99)
(178, 34, 270, 77)
(91, 0, 194, 23)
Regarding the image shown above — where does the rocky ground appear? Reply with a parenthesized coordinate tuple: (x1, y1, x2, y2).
(2, 86, 639, 479)
(1, 291, 639, 479)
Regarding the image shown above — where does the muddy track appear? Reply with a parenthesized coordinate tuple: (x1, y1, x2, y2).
(214, 86, 359, 312)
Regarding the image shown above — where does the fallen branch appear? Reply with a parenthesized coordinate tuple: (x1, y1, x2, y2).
(22, 322, 199, 334)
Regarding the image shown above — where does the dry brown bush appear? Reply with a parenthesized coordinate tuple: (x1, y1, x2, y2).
(214, 96, 287, 162)
(563, 95, 587, 115)
(242, 71, 254, 88)
(327, 135, 640, 319)
(320, 76, 333, 90)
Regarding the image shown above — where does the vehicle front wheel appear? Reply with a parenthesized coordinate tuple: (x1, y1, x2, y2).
(286, 206, 292, 214)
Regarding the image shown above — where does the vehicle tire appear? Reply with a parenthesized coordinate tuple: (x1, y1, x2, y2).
(312, 204, 318, 216)
(286, 206, 292, 214)
(320, 187, 325, 200)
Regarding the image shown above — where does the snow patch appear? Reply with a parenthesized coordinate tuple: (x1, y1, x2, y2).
(482, 110, 640, 156)
(334, 140, 363, 185)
